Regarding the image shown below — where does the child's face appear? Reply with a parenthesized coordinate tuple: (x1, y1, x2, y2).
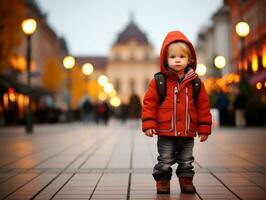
(166, 43, 191, 76)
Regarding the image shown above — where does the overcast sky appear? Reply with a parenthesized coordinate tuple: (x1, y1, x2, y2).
(36, 0, 222, 56)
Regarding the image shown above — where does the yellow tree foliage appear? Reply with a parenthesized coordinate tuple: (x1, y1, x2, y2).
(0, 0, 24, 72)
(41, 57, 64, 92)
(71, 67, 86, 109)
(89, 79, 102, 101)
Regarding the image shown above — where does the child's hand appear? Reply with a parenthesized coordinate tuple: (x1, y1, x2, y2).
(199, 134, 208, 142)
(144, 129, 156, 137)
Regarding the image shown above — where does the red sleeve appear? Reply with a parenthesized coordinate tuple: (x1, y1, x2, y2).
(142, 79, 159, 132)
(196, 81, 212, 135)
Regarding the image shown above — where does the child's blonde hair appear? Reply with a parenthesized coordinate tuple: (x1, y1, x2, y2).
(167, 42, 192, 58)
(165, 42, 194, 65)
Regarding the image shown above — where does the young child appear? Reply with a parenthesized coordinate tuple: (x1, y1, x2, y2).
(142, 30, 212, 194)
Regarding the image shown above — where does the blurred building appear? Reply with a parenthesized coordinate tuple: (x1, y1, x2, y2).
(196, 0, 266, 97)
(71, 56, 107, 108)
(195, 3, 231, 77)
(75, 17, 158, 105)
(0, 0, 68, 125)
(225, 0, 266, 99)
(106, 18, 157, 103)
(22, 0, 68, 110)
(1, 0, 157, 120)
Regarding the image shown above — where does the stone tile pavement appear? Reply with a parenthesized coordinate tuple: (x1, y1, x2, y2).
(0, 121, 265, 199)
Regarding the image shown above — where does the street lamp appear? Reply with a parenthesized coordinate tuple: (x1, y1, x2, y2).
(235, 21, 251, 88)
(214, 56, 226, 69)
(82, 63, 94, 96)
(21, 18, 37, 133)
(235, 22, 251, 127)
(110, 96, 121, 107)
(63, 55, 75, 121)
(98, 75, 108, 86)
(103, 83, 114, 94)
(196, 64, 207, 76)
(235, 22, 250, 72)
(82, 63, 94, 76)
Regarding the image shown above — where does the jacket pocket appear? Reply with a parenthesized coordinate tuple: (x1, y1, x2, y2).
(157, 108, 174, 132)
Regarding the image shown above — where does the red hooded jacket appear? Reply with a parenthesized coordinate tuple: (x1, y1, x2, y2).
(142, 31, 212, 137)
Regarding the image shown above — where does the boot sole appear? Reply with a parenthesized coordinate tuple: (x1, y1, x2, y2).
(157, 191, 170, 194)
(181, 189, 196, 194)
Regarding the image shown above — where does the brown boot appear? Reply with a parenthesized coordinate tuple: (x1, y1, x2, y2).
(156, 180, 170, 194)
(179, 177, 196, 193)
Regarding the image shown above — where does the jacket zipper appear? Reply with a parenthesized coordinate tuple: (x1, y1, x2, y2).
(174, 86, 178, 136)
(185, 87, 189, 135)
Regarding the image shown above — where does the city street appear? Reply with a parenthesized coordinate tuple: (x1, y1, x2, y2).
(0, 121, 265, 200)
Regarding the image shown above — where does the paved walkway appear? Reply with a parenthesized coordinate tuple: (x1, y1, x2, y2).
(0, 121, 265, 200)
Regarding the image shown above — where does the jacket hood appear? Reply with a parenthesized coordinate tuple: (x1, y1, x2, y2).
(160, 31, 197, 73)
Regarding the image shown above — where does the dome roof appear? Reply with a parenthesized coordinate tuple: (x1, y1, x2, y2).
(115, 20, 149, 45)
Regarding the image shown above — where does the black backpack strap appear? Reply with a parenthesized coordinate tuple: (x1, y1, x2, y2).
(154, 72, 167, 105)
(192, 76, 201, 105)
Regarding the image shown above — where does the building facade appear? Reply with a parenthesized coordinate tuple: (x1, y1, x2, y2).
(106, 19, 158, 103)
(0, 0, 68, 125)
(195, 4, 231, 78)
(75, 19, 158, 105)
(225, 0, 266, 98)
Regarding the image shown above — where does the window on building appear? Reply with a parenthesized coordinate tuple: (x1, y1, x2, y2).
(129, 50, 135, 61)
(114, 79, 120, 93)
(113, 52, 120, 61)
(144, 51, 150, 61)
(130, 78, 135, 93)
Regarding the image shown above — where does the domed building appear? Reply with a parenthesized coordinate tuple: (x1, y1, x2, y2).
(75, 18, 158, 107)
(106, 18, 158, 103)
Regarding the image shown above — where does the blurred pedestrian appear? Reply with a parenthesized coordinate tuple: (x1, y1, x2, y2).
(95, 101, 110, 125)
(82, 98, 93, 123)
(233, 89, 247, 127)
(127, 93, 142, 128)
(216, 90, 229, 126)
(142, 31, 212, 194)
(119, 103, 128, 123)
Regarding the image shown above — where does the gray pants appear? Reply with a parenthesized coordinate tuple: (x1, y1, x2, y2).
(153, 136, 195, 181)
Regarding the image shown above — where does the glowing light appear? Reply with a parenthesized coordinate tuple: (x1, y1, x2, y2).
(251, 51, 258, 72)
(10, 56, 26, 71)
(24, 96, 29, 106)
(263, 45, 266, 68)
(256, 82, 262, 90)
(234, 74, 240, 82)
(110, 96, 121, 107)
(238, 62, 242, 71)
(203, 73, 241, 94)
(8, 88, 16, 102)
(98, 92, 107, 101)
(98, 75, 108, 86)
(82, 63, 94, 75)
(196, 64, 207, 76)
(235, 22, 250, 37)
(109, 90, 117, 97)
(63, 56, 75, 69)
(17, 94, 24, 111)
(22, 18, 37, 35)
(243, 59, 248, 71)
(9, 93, 16, 102)
(214, 56, 226, 69)
(3, 93, 8, 109)
(103, 83, 113, 94)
